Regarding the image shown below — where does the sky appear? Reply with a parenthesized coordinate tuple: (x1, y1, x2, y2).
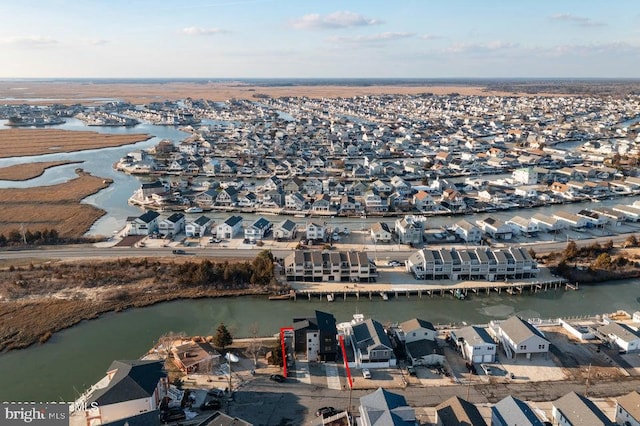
(1, 0, 639, 79)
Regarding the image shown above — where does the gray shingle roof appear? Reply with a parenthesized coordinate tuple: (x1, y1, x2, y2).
(359, 387, 415, 426)
(87, 360, 166, 406)
(499, 316, 548, 345)
(436, 396, 487, 426)
(492, 396, 544, 426)
(553, 391, 614, 426)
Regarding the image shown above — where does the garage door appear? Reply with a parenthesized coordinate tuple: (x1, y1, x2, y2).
(483, 354, 493, 363)
(472, 355, 483, 363)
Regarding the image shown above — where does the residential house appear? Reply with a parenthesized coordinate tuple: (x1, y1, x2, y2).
(370, 222, 393, 243)
(413, 190, 436, 212)
(185, 215, 214, 237)
(158, 213, 185, 237)
(491, 316, 549, 360)
(215, 215, 243, 239)
(244, 217, 272, 242)
(69, 360, 167, 426)
(506, 216, 540, 236)
(216, 187, 239, 206)
(311, 194, 332, 213)
(399, 318, 437, 342)
(285, 192, 306, 211)
(476, 217, 512, 240)
(201, 412, 253, 426)
(435, 396, 487, 426)
(399, 319, 442, 367)
(531, 213, 566, 232)
(351, 319, 396, 368)
(552, 391, 614, 426)
(338, 195, 361, 215)
(512, 167, 538, 185)
(171, 341, 220, 374)
(514, 185, 539, 199)
(451, 326, 496, 364)
(127, 211, 160, 236)
(237, 192, 257, 208)
(616, 391, 640, 426)
(452, 220, 482, 243)
(364, 190, 388, 213)
(395, 215, 427, 245)
(305, 222, 326, 241)
(576, 209, 608, 227)
(598, 321, 640, 353)
(273, 219, 298, 241)
(293, 310, 338, 362)
(492, 395, 544, 426)
(359, 388, 417, 426)
(553, 211, 588, 230)
(195, 188, 218, 207)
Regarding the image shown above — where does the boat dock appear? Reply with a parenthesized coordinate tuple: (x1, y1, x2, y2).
(289, 278, 570, 301)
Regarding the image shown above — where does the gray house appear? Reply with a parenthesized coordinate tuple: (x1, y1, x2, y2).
(492, 316, 549, 360)
(492, 396, 544, 426)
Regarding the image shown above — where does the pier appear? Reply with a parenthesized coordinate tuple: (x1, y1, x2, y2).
(291, 278, 569, 301)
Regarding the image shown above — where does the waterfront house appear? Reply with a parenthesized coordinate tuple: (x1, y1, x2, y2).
(399, 318, 437, 342)
(284, 250, 377, 283)
(435, 396, 487, 426)
(613, 204, 640, 222)
(305, 222, 326, 241)
(364, 190, 388, 213)
(491, 395, 544, 426)
(506, 216, 539, 236)
(395, 215, 427, 245)
(476, 217, 512, 240)
(244, 217, 272, 242)
(285, 192, 306, 211)
(514, 185, 539, 199)
(553, 211, 588, 230)
(185, 215, 213, 237)
(158, 213, 185, 237)
(359, 388, 416, 426)
(273, 219, 297, 241)
(398, 319, 443, 366)
(589, 207, 624, 226)
(413, 190, 437, 211)
(512, 167, 538, 185)
(531, 213, 565, 232)
(127, 211, 160, 236)
(195, 188, 218, 207)
(370, 222, 393, 243)
(576, 209, 608, 227)
(451, 220, 482, 243)
(450, 325, 496, 364)
(172, 341, 220, 374)
(491, 316, 549, 360)
(615, 391, 640, 426)
(552, 391, 614, 426)
(351, 319, 396, 368)
(598, 321, 640, 353)
(215, 215, 243, 239)
(216, 187, 239, 206)
(69, 360, 167, 426)
(311, 193, 332, 213)
(293, 310, 338, 362)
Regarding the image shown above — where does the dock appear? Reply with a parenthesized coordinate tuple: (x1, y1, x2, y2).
(291, 278, 570, 301)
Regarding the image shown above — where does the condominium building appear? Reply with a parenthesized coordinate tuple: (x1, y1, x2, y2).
(284, 250, 378, 283)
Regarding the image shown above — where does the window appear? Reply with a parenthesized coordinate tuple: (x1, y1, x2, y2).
(519, 345, 527, 350)
(538, 344, 545, 349)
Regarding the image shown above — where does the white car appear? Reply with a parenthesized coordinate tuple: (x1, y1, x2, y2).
(362, 368, 371, 379)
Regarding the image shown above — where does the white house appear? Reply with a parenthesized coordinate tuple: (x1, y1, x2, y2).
(553, 211, 588, 230)
(399, 318, 438, 343)
(491, 316, 549, 360)
(305, 222, 326, 241)
(452, 219, 482, 243)
(185, 215, 214, 237)
(598, 321, 640, 353)
(476, 217, 512, 240)
(127, 211, 160, 236)
(351, 319, 396, 368)
(244, 217, 272, 242)
(215, 215, 243, 239)
(531, 213, 565, 232)
(552, 392, 613, 426)
(69, 360, 167, 426)
(514, 185, 539, 199)
(512, 167, 538, 185)
(370, 222, 393, 243)
(616, 391, 640, 426)
(451, 325, 496, 363)
(273, 219, 298, 240)
(506, 216, 540, 236)
(158, 213, 185, 237)
(395, 215, 427, 245)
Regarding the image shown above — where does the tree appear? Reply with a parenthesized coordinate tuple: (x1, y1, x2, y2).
(624, 235, 638, 248)
(592, 253, 612, 270)
(563, 240, 579, 260)
(213, 322, 233, 351)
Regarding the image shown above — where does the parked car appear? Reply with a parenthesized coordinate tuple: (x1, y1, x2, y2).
(270, 374, 286, 383)
(387, 260, 400, 267)
(172, 249, 185, 255)
(362, 368, 371, 379)
(316, 406, 337, 417)
(200, 399, 221, 411)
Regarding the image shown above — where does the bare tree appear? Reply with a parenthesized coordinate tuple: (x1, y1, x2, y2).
(246, 322, 261, 367)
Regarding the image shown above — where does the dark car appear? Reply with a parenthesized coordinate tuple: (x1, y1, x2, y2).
(270, 374, 286, 383)
(172, 249, 185, 255)
(316, 406, 338, 417)
(161, 408, 186, 423)
(200, 399, 221, 411)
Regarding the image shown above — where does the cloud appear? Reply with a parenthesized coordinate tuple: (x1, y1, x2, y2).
(550, 13, 605, 27)
(328, 32, 414, 45)
(291, 11, 380, 30)
(446, 41, 518, 53)
(181, 27, 229, 36)
(88, 39, 109, 46)
(421, 34, 443, 41)
(0, 36, 58, 47)
(539, 41, 640, 57)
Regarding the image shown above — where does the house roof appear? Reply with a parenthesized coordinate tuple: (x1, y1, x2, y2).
(194, 215, 212, 226)
(553, 391, 614, 426)
(87, 360, 166, 406)
(436, 396, 487, 426)
(138, 211, 160, 224)
(100, 410, 161, 426)
(499, 316, 548, 345)
(453, 326, 494, 346)
(617, 391, 640, 422)
(202, 411, 252, 426)
(165, 213, 184, 223)
(359, 387, 416, 426)
(223, 215, 243, 227)
(400, 318, 436, 334)
(352, 319, 392, 353)
(251, 217, 271, 230)
(598, 321, 640, 343)
(277, 219, 297, 232)
(405, 339, 441, 359)
(492, 395, 544, 426)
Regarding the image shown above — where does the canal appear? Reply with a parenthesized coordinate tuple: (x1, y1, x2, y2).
(1, 278, 639, 402)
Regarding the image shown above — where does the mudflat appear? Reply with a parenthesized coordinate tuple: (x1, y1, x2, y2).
(0, 128, 150, 157)
(0, 160, 81, 181)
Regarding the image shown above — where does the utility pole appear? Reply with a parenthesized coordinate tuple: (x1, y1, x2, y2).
(585, 363, 591, 397)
